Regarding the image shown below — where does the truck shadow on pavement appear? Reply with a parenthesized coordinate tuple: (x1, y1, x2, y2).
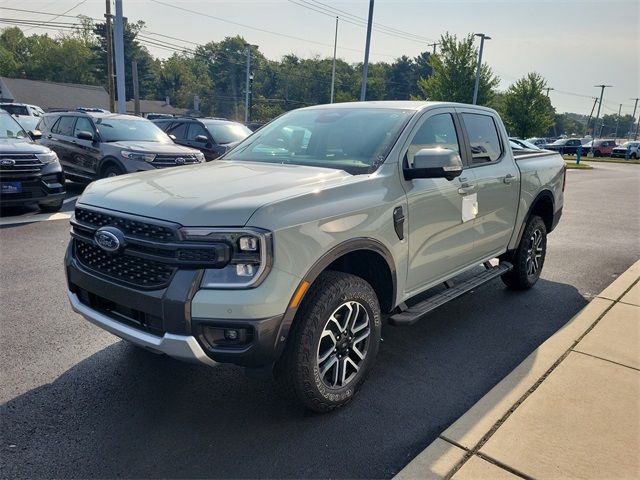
(1, 278, 587, 479)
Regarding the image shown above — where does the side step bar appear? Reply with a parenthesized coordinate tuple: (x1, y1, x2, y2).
(388, 262, 513, 326)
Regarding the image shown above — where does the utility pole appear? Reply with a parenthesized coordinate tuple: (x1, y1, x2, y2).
(360, 0, 374, 101)
(545, 88, 557, 137)
(132, 60, 140, 116)
(544, 87, 554, 97)
(585, 97, 598, 136)
(614, 103, 622, 139)
(592, 84, 612, 142)
(330, 16, 338, 103)
(113, 0, 126, 113)
(630, 98, 639, 140)
(472, 33, 491, 105)
(428, 42, 439, 54)
(244, 45, 251, 123)
(105, 0, 115, 112)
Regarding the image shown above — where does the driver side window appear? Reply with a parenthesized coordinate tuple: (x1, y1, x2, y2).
(407, 113, 460, 167)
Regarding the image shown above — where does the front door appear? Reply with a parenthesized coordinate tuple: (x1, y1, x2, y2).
(402, 108, 477, 295)
(69, 116, 101, 177)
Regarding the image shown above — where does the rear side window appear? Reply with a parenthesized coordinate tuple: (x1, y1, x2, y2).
(53, 116, 76, 136)
(153, 120, 172, 131)
(462, 113, 503, 164)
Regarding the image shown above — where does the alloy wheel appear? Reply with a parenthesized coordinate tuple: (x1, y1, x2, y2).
(526, 228, 544, 277)
(316, 301, 371, 389)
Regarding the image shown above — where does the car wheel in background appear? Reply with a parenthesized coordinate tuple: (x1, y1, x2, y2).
(101, 164, 124, 178)
(275, 271, 381, 413)
(501, 215, 547, 290)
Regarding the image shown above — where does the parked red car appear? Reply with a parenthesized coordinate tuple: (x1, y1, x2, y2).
(584, 139, 617, 157)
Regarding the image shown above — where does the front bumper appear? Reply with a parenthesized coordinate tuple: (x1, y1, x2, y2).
(65, 243, 287, 367)
(0, 162, 65, 206)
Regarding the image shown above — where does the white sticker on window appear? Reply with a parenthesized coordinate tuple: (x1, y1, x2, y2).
(462, 193, 478, 223)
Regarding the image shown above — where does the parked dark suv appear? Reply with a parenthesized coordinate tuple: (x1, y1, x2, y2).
(153, 117, 251, 161)
(543, 138, 584, 155)
(37, 111, 205, 182)
(0, 111, 65, 211)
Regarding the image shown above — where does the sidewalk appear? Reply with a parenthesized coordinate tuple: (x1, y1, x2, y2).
(396, 260, 640, 480)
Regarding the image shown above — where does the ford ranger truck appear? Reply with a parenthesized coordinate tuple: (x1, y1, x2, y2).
(65, 101, 565, 412)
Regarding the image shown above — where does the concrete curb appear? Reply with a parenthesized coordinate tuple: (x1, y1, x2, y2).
(395, 259, 640, 480)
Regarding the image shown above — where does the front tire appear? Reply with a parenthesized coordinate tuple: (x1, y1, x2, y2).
(275, 271, 382, 413)
(501, 215, 547, 290)
(101, 164, 124, 178)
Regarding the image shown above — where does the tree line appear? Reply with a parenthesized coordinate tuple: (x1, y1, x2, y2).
(1, 20, 636, 139)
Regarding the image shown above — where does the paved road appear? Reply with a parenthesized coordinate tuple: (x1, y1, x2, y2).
(1, 163, 639, 479)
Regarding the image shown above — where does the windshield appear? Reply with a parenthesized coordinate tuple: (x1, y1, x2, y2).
(621, 142, 638, 148)
(15, 116, 39, 132)
(551, 139, 568, 145)
(0, 113, 29, 140)
(225, 108, 413, 174)
(0, 104, 29, 116)
(205, 122, 252, 144)
(95, 117, 172, 143)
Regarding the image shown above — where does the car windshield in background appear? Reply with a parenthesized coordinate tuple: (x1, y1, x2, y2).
(0, 104, 29, 116)
(15, 116, 39, 132)
(95, 117, 171, 143)
(621, 142, 638, 148)
(205, 122, 252, 144)
(551, 139, 569, 145)
(225, 108, 413, 174)
(0, 113, 28, 139)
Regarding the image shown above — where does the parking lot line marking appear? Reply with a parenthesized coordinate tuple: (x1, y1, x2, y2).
(63, 195, 80, 205)
(0, 212, 72, 227)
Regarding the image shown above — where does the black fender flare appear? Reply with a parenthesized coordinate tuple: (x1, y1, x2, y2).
(511, 190, 555, 250)
(273, 237, 397, 359)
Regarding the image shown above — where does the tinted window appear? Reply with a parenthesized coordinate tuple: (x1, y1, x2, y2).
(407, 113, 460, 167)
(205, 122, 252, 144)
(0, 113, 28, 139)
(168, 122, 188, 139)
(462, 113, 503, 163)
(187, 123, 209, 141)
(73, 117, 94, 137)
(95, 117, 171, 143)
(53, 116, 76, 136)
(153, 120, 172, 131)
(0, 104, 29, 116)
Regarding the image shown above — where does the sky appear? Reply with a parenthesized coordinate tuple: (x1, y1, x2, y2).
(3, 0, 639, 115)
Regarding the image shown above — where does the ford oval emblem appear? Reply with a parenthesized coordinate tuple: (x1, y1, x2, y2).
(175, 157, 186, 165)
(94, 227, 126, 252)
(0, 159, 16, 166)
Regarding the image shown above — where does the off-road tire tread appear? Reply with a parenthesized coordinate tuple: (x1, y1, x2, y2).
(275, 271, 380, 413)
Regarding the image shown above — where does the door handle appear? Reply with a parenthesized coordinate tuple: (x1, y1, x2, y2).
(47, 134, 52, 139)
(503, 174, 515, 184)
(457, 183, 476, 195)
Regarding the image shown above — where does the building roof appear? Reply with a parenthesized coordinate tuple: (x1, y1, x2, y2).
(0, 77, 109, 111)
(126, 99, 187, 116)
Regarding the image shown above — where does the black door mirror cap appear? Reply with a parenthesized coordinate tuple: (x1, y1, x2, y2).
(76, 130, 95, 141)
(404, 148, 463, 181)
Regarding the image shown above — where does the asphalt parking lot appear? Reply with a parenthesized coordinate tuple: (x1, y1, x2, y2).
(1, 162, 639, 479)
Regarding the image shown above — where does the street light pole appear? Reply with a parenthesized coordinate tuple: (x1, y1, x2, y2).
(330, 16, 338, 103)
(472, 33, 491, 105)
(360, 0, 374, 101)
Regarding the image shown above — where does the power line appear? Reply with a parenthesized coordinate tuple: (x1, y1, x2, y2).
(22, 0, 88, 32)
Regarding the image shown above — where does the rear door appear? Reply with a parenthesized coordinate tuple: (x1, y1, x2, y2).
(457, 109, 519, 260)
(47, 116, 77, 172)
(402, 108, 478, 294)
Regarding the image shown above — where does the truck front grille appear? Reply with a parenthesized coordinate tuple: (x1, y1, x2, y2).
(152, 154, 200, 167)
(75, 207, 177, 241)
(75, 239, 175, 288)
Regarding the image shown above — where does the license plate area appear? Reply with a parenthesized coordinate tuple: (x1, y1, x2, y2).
(1, 182, 22, 194)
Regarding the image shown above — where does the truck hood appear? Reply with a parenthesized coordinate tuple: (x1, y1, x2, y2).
(78, 160, 354, 226)
(0, 138, 51, 154)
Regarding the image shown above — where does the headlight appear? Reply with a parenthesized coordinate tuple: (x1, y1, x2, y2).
(121, 150, 156, 162)
(35, 151, 58, 164)
(194, 152, 205, 162)
(180, 228, 273, 289)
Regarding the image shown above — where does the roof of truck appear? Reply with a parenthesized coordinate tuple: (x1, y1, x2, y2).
(302, 100, 496, 112)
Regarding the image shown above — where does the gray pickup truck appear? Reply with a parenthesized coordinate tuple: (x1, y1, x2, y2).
(65, 101, 565, 412)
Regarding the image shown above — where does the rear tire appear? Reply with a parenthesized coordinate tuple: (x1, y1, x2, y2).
(38, 198, 63, 213)
(501, 215, 547, 290)
(275, 271, 381, 413)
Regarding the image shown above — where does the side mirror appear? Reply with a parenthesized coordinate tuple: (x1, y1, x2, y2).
(194, 134, 209, 144)
(404, 148, 463, 181)
(29, 130, 42, 141)
(76, 130, 95, 141)
(169, 134, 177, 141)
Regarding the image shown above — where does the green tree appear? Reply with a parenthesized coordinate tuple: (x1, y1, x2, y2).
(500, 72, 554, 138)
(415, 33, 499, 105)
